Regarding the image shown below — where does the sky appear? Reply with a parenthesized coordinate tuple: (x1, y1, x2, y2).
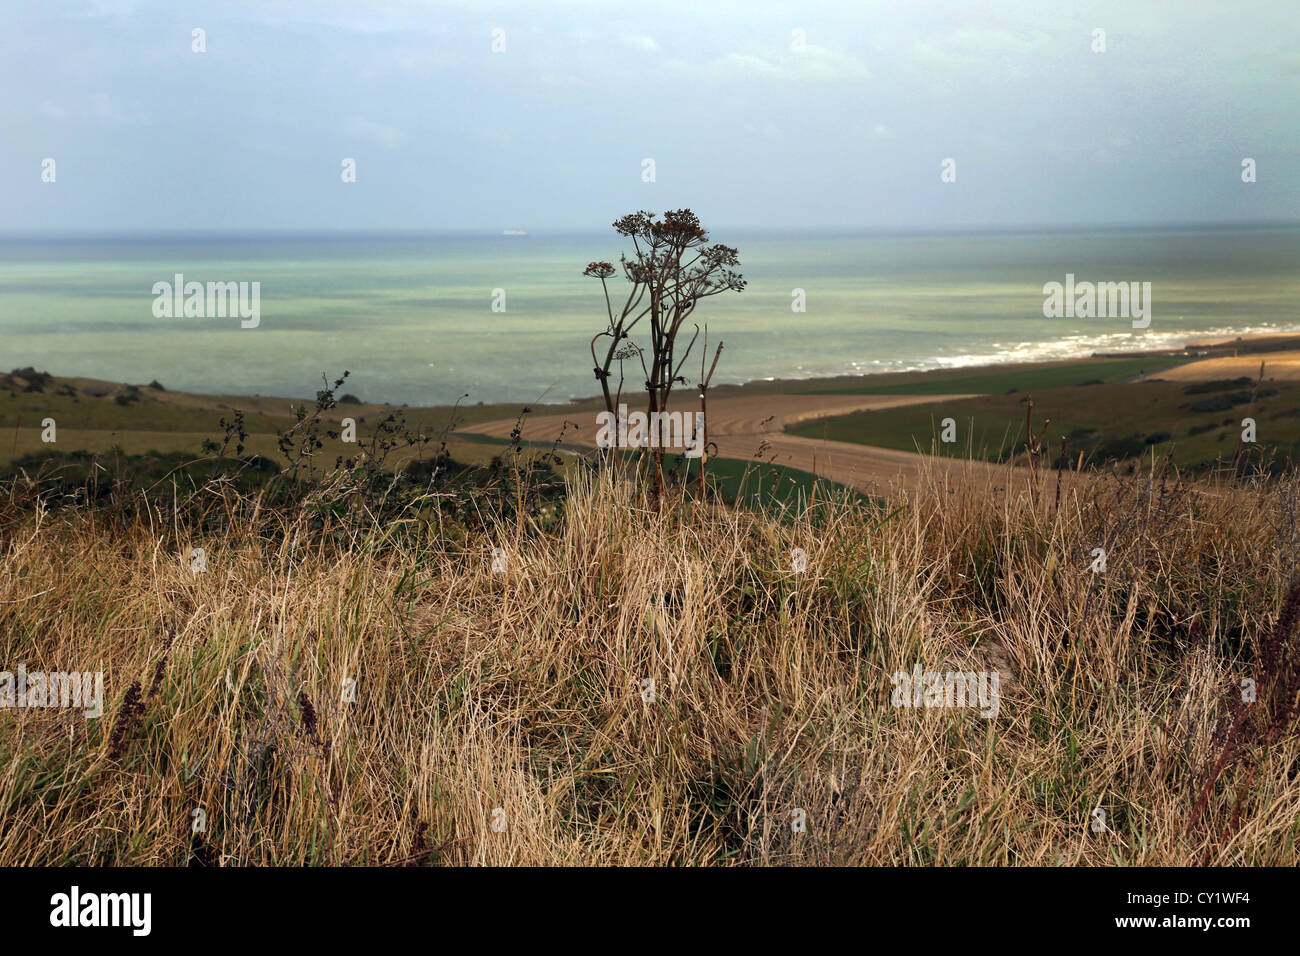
(3, 0, 1298, 234)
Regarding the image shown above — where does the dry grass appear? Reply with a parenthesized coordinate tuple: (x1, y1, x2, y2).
(1, 457, 1298, 866)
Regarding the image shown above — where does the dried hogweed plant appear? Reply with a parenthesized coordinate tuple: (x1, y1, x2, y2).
(586, 209, 743, 501)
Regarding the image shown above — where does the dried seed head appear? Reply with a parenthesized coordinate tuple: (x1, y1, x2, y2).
(298, 691, 318, 742)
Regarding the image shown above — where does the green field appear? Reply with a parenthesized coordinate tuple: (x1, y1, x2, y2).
(790, 375, 1300, 470)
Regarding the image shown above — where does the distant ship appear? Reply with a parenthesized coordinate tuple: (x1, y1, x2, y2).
(501, 229, 528, 236)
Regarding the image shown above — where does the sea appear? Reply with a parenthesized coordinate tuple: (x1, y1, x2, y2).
(1, 225, 1297, 406)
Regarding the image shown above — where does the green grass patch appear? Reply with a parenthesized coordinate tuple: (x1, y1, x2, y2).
(789, 378, 1300, 469)
(698, 456, 872, 512)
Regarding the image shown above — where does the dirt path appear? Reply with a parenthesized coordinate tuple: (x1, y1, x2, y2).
(461, 392, 1033, 496)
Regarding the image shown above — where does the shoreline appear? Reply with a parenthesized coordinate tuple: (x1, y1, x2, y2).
(11, 330, 1300, 414)
(615, 329, 1300, 407)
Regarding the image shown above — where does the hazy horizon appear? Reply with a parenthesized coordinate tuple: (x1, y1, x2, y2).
(6, 219, 1300, 241)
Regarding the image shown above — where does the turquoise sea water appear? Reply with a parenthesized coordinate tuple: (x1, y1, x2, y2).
(1, 227, 1297, 406)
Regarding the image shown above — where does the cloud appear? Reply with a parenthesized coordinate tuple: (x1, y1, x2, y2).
(89, 92, 144, 124)
(346, 115, 405, 149)
(621, 34, 660, 54)
(707, 45, 870, 83)
(909, 28, 1051, 74)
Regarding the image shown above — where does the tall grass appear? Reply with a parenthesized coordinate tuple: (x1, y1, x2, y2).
(1, 457, 1297, 865)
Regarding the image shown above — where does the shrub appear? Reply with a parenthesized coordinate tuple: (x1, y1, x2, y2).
(1184, 377, 1253, 395)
